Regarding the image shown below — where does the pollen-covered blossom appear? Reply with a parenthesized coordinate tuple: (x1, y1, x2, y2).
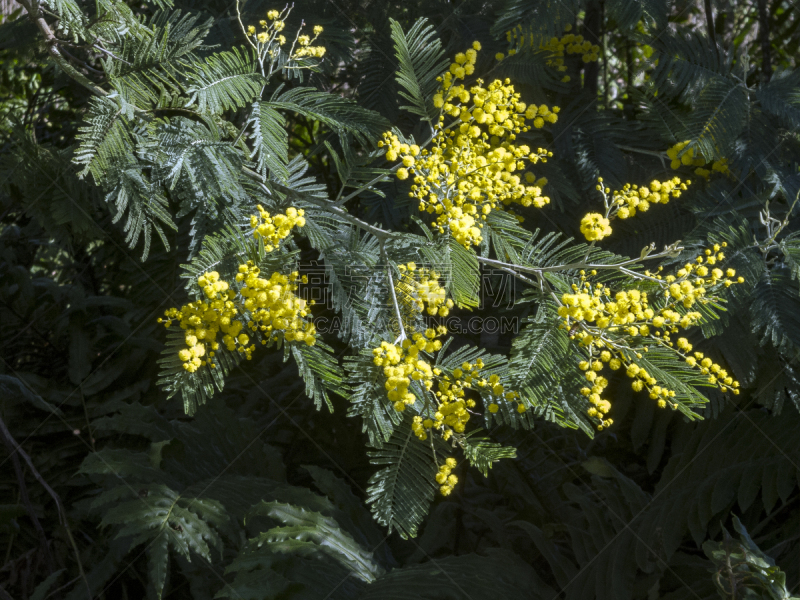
(235, 263, 316, 348)
(373, 261, 523, 448)
(245, 8, 325, 59)
(395, 262, 454, 318)
(247, 9, 289, 48)
(579, 176, 689, 241)
(380, 42, 558, 248)
(250, 205, 305, 251)
(610, 177, 688, 220)
(435, 458, 458, 496)
(292, 24, 326, 58)
(580, 213, 612, 241)
(667, 140, 729, 179)
(504, 23, 600, 82)
(160, 265, 315, 373)
(557, 245, 742, 428)
(372, 330, 444, 413)
(159, 207, 313, 374)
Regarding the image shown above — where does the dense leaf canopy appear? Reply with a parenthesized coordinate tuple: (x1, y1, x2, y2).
(1, 0, 800, 599)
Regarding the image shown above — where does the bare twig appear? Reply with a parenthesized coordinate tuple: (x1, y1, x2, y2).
(91, 43, 131, 66)
(0, 417, 90, 597)
(757, 0, 772, 83)
(241, 166, 395, 240)
(17, 0, 108, 97)
(3, 440, 56, 577)
(59, 46, 105, 75)
(382, 239, 407, 343)
(475, 244, 680, 275)
(704, 0, 717, 50)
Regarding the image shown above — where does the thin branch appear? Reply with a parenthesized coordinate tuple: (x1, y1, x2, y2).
(0, 416, 90, 596)
(18, 0, 108, 97)
(757, 0, 772, 84)
(617, 145, 668, 171)
(241, 166, 395, 240)
(92, 42, 132, 66)
(476, 245, 680, 275)
(3, 437, 56, 577)
(704, 0, 718, 50)
(59, 46, 105, 75)
(382, 240, 407, 343)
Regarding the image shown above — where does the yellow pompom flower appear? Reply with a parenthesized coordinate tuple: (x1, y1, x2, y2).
(580, 213, 612, 241)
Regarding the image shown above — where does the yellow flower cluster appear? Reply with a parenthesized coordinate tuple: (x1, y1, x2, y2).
(380, 42, 557, 248)
(667, 141, 729, 179)
(609, 177, 688, 219)
(503, 23, 600, 82)
(578, 359, 612, 428)
(235, 263, 316, 348)
(293, 25, 326, 58)
(161, 271, 232, 373)
(435, 458, 458, 496)
(557, 247, 743, 427)
(373, 328, 522, 444)
(579, 176, 689, 241)
(250, 205, 306, 251)
(245, 9, 324, 58)
(248, 8, 288, 46)
(580, 213, 612, 241)
(396, 262, 454, 318)
(372, 329, 445, 412)
(410, 355, 523, 441)
(160, 264, 316, 373)
(160, 205, 312, 373)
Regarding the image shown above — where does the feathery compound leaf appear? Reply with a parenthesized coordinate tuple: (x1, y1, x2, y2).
(389, 18, 448, 122)
(507, 305, 593, 433)
(651, 32, 733, 99)
(346, 348, 403, 447)
(265, 87, 390, 146)
(419, 235, 480, 309)
(245, 502, 384, 583)
(366, 413, 443, 539)
(186, 47, 265, 114)
(492, 0, 581, 41)
(91, 483, 227, 599)
(247, 102, 289, 179)
(749, 266, 800, 353)
(73, 95, 134, 181)
(105, 10, 212, 109)
(689, 78, 749, 161)
(290, 340, 347, 412)
(460, 430, 516, 477)
(105, 165, 176, 260)
(757, 69, 800, 130)
(782, 236, 800, 282)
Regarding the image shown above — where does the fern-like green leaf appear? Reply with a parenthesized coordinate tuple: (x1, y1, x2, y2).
(460, 430, 516, 477)
(186, 47, 265, 114)
(247, 102, 289, 180)
(73, 96, 134, 181)
(366, 413, 443, 539)
(245, 502, 384, 582)
(345, 348, 402, 447)
(388, 18, 448, 122)
(290, 340, 347, 412)
(749, 266, 800, 352)
(265, 87, 389, 146)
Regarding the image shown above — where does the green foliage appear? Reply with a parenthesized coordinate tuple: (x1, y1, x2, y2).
(366, 414, 445, 539)
(388, 17, 447, 122)
(2, 0, 800, 598)
(705, 516, 800, 600)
